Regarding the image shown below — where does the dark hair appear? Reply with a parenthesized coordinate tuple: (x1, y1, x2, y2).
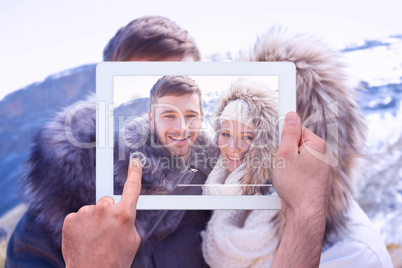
(103, 16, 200, 61)
(150, 76, 202, 112)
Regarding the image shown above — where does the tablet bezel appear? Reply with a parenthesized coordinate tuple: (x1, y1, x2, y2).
(96, 62, 296, 209)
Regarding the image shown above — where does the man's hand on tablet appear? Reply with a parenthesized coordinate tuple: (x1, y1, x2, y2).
(272, 112, 331, 267)
(62, 159, 142, 268)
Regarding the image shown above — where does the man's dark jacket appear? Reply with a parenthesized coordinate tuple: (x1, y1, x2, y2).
(6, 94, 213, 267)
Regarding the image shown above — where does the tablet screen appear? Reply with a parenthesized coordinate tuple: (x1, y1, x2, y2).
(96, 62, 295, 209)
(113, 75, 278, 196)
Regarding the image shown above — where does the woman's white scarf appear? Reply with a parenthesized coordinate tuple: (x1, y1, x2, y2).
(202, 156, 279, 268)
(203, 156, 247, 196)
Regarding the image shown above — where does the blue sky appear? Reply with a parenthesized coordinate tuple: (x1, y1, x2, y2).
(1, 0, 401, 100)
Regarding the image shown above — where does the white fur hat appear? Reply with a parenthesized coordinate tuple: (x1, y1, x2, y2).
(219, 99, 253, 128)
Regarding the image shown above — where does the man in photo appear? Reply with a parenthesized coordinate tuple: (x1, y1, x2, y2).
(113, 75, 214, 266)
(114, 76, 213, 196)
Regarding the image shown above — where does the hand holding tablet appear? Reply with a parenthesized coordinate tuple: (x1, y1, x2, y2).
(96, 62, 296, 209)
(274, 112, 331, 219)
(272, 112, 330, 267)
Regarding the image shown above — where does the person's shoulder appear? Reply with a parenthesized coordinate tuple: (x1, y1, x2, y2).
(320, 200, 393, 268)
(320, 238, 392, 268)
(6, 208, 65, 268)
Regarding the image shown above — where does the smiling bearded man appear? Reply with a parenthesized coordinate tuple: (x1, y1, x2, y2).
(113, 75, 214, 267)
(148, 76, 204, 160)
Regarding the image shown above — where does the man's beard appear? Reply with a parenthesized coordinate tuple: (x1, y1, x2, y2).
(152, 126, 194, 158)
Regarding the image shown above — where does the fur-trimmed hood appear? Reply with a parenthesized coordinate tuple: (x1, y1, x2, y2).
(21, 93, 97, 247)
(212, 79, 278, 195)
(241, 28, 367, 244)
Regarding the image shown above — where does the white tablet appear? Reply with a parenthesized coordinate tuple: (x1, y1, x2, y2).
(96, 62, 295, 209)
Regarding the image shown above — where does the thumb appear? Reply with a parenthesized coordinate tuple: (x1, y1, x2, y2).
(278, 112, 302, 157)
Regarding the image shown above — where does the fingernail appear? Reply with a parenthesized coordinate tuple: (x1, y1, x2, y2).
(286, 112, 298, 125)
(130, 158, 141, 169)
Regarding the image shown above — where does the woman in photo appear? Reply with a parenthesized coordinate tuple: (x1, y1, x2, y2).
(202, 79, 281, 267)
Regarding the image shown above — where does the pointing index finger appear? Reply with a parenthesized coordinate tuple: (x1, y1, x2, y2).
(119, 158, 142, 216)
